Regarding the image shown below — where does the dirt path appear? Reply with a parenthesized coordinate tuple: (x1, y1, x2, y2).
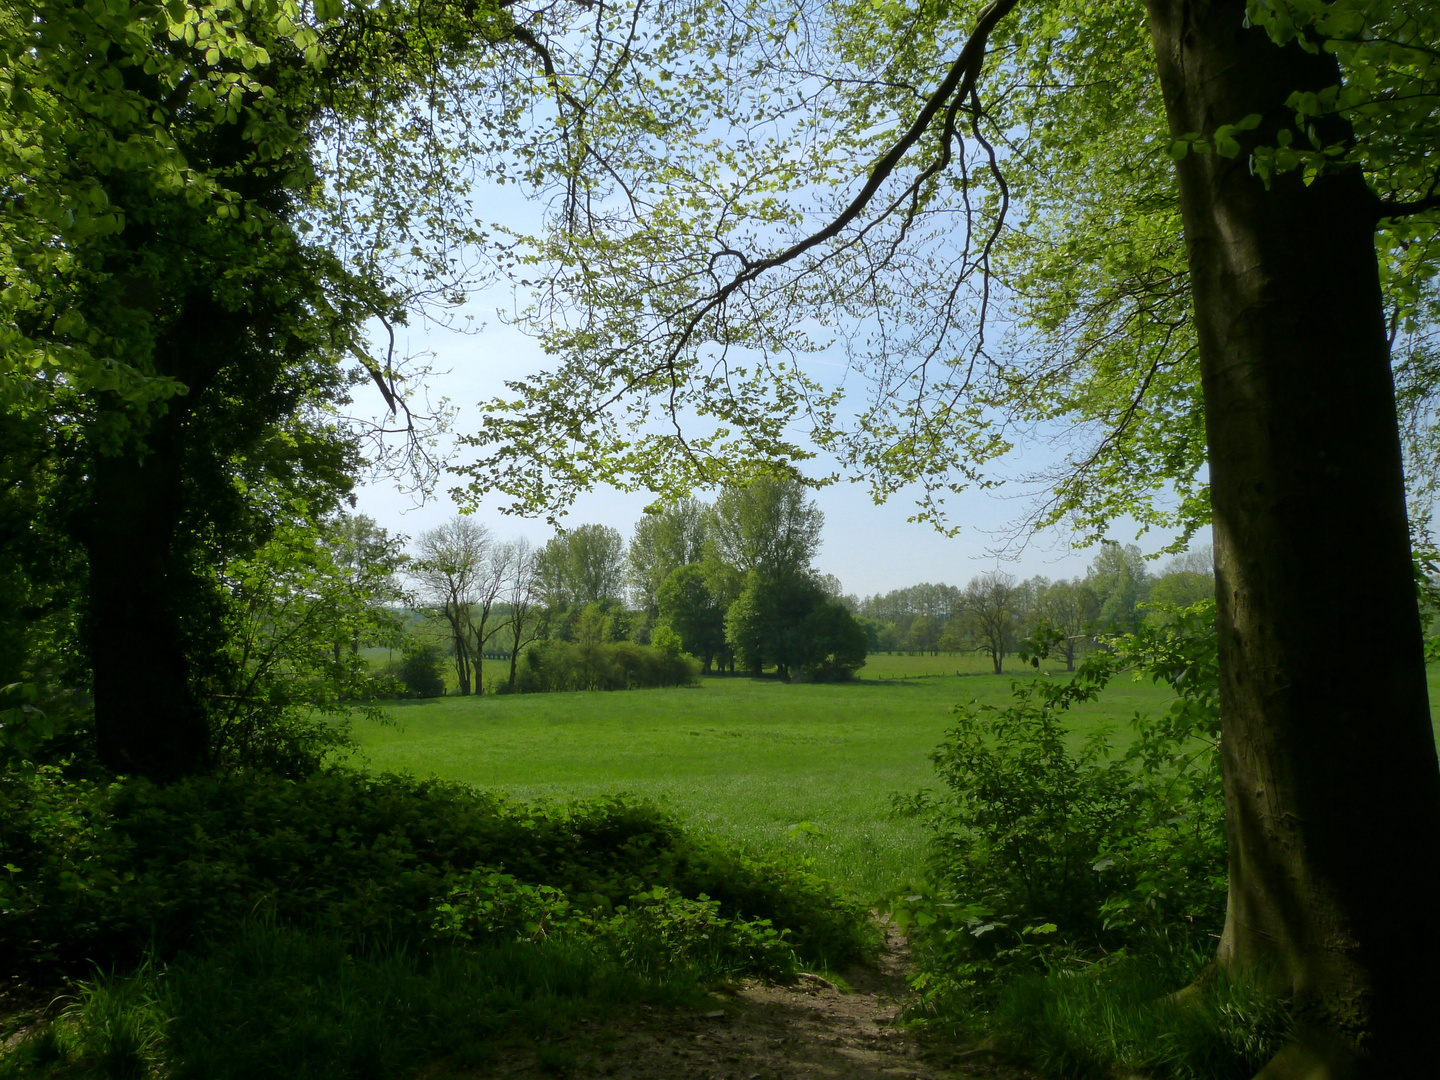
(481, 926, 1037, 1080)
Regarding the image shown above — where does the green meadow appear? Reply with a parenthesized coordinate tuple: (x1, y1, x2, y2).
(354, 655, 1440, 903)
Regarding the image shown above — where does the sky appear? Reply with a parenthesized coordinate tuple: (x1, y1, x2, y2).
(340, 128, 1209, 599)
(347, 303, 1206, 600)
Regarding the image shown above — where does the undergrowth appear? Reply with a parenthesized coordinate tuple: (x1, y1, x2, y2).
(1, 766, 874, 978)
(0, 924, 714, 1080)
(892, 602, 1292, 1078)
(990, 948, 1292, 1080)
(0, 764, 876, 1078)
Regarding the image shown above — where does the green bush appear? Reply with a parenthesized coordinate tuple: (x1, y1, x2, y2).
(0, 766, 871, 978)
(517, 639, 700, 692)
(434, 877, 798, 981)
(894, 602, 1225, 1005)
(394, 646, 446, 698)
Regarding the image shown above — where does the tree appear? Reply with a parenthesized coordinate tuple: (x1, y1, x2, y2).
(707, 478, 824, 581)
(452, 0, 1440, 1062)
(656, 564, 725, 672)
(962, 571, 1019, 675)
(0, 0, 562, 777)
(1147, 5, 1440, 1061)
(909, 614, 941, 656)
(724, 571, 827, 679)
(1086, 542, 1150, 633)
(627, 497, 709, 615)
(1032, 579, 1101, 671)
(325, 514, 408, 664)
(935, 619, 964, 656)
(535, 524, 627, 613)
(412, 518, 491, 696)
(498, 539, 542, 693)
(797, 602, 869, 681)
(213, 510, 406, 774)
(1146, 570, 1213, 626)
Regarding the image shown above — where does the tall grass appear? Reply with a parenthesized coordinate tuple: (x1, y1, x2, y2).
(987, 949, 1292, 1080)
(2, 924, 713, 1080)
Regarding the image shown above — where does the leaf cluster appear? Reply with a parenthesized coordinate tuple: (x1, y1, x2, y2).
(892, 599, 1224, 1006)
(0, 765, 874, 979)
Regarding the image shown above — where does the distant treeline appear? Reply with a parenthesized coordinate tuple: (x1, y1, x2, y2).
(397, 478, 866, 697)
(853, 544, 1214, 672)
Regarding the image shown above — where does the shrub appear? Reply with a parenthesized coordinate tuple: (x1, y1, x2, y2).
(517, 640, 699, 693)
(395, 646, 446, 698)
(0, 767, 871, 979)
(894, 601, 1225, 1008)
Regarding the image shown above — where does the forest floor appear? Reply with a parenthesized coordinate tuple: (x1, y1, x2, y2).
(461, 924, 1038, 1080)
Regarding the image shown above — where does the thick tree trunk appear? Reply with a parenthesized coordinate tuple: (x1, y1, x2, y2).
(1144, 0, 1440, 1069)
(89, 408, 209, 780)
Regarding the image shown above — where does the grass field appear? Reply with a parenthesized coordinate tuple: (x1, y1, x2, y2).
(353, 654, 1440, 903)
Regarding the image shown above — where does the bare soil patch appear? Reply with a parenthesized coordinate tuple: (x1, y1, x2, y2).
(474, 926, 1037, 1080)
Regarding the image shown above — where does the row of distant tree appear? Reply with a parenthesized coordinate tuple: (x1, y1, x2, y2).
(403, 477, 866, 693)
(354, 487, 1214, 693)
(856, 544, 1215, 672)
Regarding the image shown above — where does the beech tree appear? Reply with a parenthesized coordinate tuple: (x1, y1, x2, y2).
(1, 0, 587, 776)
(453, 0, 1440, 1068)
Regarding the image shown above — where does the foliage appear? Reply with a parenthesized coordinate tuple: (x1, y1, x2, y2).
(706, 478, 825, 581)
(536, 524, 628, 611)
(627, 498, 710, 616)
(0, 924, 714, 1080)
(725, 572, 830, 678)
(517, 639, 700, 692)
(208, 511, 405, 775)
(657, 564, 727, 671)
(796, 602, 869, 681)
(1, 0, 613, 775)
(394, 645, 447, 699)
(989, 946, 1292, 1080)
(893, 601, 1224, 1004)
(0, 765, 871, 978)
(436, 877, 797, 981)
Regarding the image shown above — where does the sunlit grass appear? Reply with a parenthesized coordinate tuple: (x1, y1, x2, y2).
(352, 666, 1183, 902)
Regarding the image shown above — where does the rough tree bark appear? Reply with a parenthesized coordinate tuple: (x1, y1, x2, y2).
(88, 401, 209, 781)
(1144, 0, 1440, 1071)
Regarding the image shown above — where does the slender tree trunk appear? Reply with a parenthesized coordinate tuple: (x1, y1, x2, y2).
(89, 407, 209, 780)
(1145, 0, 1440, 1068)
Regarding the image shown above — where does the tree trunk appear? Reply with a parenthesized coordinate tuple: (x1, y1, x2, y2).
(89, 408, 209, 780)
(1144, 0, 1440, 1068)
